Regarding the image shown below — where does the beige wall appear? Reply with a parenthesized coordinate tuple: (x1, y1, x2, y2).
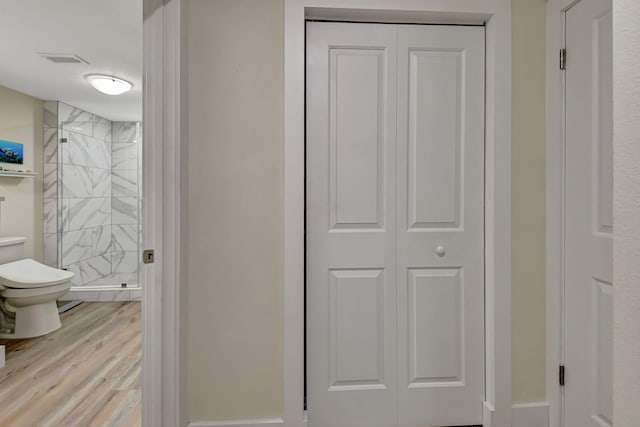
(511, 0, 547, 404)
(0, 85, 44, 261)
(187, 0, 284, 422)
(187, 0, 548, 421)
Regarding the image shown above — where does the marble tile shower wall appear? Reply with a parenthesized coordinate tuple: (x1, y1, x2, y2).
(43, 101, 59, 268)
(43, 102, 141, 288)
(110, 121, 141, 286)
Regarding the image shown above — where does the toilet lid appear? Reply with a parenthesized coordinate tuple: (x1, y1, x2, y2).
(0, 259, 74, 289)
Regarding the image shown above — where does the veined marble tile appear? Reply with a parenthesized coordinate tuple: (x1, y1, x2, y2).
(59, 103, 92, 137)
(44, 199, 58, 234)
(44, 163, 57, 200)
(58, 233, 63, 266)
(62, 228, 93, 265)
(93, 225, 111, 256)
(59, 102, 91, 123)
(61, 198, 69, 232)
(112, 197, 138, 225)
(112, 251, 139, 274)
(44, 101, 58, 128)
(130, 288, 142, 300)
(93, 290, 133, 300)
(61, 132, 88, 166)
(61, 165, 92, 198)
(113, 272, 138, 286)
(92, 115, 112, 141)
(112, 122, 137, 143)
(112, 143, 137, 170)
(112, 224, 138, 252)
(61, 121, 93, 137)
(66, 133, 111, 169)
(64, 198, 111, 231)
(89, 274, 119, 287)
(59, 130, 70, 164)
(90, 272, 138, 287)
(75, 254, 111, 285)
(112, 169, 137, 197)
(92, 167, 111, 198)
(89, 139, 111, 169)
(44, 233, 58, 267)
(44, 127, 58, 163)
(65, 263, 82, 287)
(62, 289, 137, 301)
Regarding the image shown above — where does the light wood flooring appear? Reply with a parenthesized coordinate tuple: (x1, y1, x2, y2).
(0, 302, 141, 427)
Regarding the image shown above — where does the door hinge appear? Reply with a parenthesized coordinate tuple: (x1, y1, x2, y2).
(142, 249, 155, 264)
(559, 365, 565, 386)
(560, 48, 567, 70)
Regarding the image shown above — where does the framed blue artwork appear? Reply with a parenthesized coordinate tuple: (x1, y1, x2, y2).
(0, 140, 24, 164)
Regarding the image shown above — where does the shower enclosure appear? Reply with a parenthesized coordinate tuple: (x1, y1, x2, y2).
(43, 101, 142, 297)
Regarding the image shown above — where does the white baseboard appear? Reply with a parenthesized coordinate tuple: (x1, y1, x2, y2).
(513, 402, 550, 427)
(189, 419, 284, 427)
(188, 405, 547, 427)
(483, 400, 495, 426)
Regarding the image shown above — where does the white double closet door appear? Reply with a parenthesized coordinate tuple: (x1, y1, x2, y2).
(306, 22, 485, 427)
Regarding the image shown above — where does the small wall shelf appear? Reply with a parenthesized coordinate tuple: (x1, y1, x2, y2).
(0, 171, 37, 178)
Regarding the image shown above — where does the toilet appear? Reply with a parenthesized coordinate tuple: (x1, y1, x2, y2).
(0, 237, 73, 339)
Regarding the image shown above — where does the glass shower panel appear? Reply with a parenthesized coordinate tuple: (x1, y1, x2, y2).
(58, 110, 141, 289)
(111, 121, 142, 289)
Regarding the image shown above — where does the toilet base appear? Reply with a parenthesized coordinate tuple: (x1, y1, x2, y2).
(0, 301, 62, 339)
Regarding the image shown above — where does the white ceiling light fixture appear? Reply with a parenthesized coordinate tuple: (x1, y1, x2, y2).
(85, 74, 133, 95)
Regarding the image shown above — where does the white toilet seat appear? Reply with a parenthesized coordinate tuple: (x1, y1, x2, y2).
(0, 259, 74, 289)
(0, 282, 72, 299)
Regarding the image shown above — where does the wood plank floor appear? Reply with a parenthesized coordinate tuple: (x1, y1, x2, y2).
(0, 302, 141, 427)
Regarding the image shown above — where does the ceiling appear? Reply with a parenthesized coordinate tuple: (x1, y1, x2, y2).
(0, 0, 142, 121)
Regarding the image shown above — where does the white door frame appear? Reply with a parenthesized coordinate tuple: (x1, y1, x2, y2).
(284, 2, 512, 426)
(142, 0, 188, 426)
(545, 1, 587, 427)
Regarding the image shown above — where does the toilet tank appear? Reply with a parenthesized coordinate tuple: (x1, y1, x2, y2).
(0, 237, 26, 264)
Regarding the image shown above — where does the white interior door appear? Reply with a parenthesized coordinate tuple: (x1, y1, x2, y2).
(564, 1, 613, 426)
(306, 21, 484, 427)
(395, 24, 485, 427)
(306, 22, 398, 427)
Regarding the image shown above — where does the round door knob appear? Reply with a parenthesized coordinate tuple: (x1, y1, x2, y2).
(436, 246, 446, 257)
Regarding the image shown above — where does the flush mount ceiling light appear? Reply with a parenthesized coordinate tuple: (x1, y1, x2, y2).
(85, 74, 133, 95)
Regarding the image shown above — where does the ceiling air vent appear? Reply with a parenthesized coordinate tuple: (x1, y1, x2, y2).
(38, 53, 89, 65)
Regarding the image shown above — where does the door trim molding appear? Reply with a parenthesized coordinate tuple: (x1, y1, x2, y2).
(142, 0, 188, 426)
(284, 2, 512, 426)
(546, 2, 581, 427)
